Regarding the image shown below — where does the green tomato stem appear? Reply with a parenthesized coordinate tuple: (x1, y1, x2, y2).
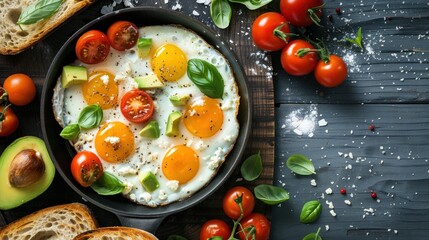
(0, 104, 11, 122)
(273, 24, 297, 43)
(307, 4, 325, 27)
(229, 194, 245, 240)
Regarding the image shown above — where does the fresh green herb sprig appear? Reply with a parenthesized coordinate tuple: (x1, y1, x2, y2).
(91, 172, 125, 195)
(303, 227, 323, 240)
(60, 104, 103, 140)
(210, 0, 272, 29)
(254, 184, 290, 205)
(17, 0, 63, 25)
(300, 200, 322, 224)
(286, 154, 316, 175)
(344, 27, 363, 49)
(240, 152, 263, 181)
(187, 59, 225, 99)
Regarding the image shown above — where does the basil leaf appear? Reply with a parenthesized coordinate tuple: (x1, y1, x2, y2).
(286, 154, 316, 175)
(228, 0, 272, 10)
(59, 123, 80, 140)
(78, 104, 103, 129)
(187, 59, 225, 99)
(241, 153, 263, 181)
(210, 0, 232, 29)
(344, 27, 363, 49)
(91, 172, 125, 195)
(254, 184, 289, 205)
(17, 0, 63, 25)
(303, 227, 323, 240)
(300, 200, 322, 223)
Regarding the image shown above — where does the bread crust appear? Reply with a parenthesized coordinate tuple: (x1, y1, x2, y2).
(0, 0, 96, 55)
(0, 203, 98, 239)
(73, 226, 158, 240)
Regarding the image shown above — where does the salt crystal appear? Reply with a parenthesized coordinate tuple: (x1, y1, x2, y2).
(325, 188, 333, 195)
(344, 200, 352, 206)
(325, 225, 330, 231)
(318, 119, 328, 127)
(192, 10, 200, 16)
(310, 179, 317, 187)
(329, 210, 337, 217)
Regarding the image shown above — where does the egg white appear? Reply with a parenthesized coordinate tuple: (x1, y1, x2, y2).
(53, 25, 240, 207)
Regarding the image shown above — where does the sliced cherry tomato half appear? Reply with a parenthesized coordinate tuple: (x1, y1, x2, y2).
(315, 54, 348, 87)
(223, 186, 255, 220)
(3, 73, 36, 106)
(71, 151, 103, 187)
(107, 21, 139, 51)
(120, 89, 154, 123)
(238, 213, 271, 240)
(281, 39, 318, 76)
(200, 219, 231, 240)
(0, 105, 19, 137)
(280, 0, 324, 27)
(75, 30, 110, 64)
(252, 12, 291, 51)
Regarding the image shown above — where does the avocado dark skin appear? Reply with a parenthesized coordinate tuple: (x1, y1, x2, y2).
(0, 136, 55, 210)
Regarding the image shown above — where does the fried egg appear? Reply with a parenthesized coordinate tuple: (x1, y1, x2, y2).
(53, 25, 240, 207)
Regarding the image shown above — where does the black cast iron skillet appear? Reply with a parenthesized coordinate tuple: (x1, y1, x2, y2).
(40, 7, 251, 234)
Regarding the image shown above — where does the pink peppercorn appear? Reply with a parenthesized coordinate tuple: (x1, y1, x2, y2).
(371, 192, 378, 199)
(340, 188, 347, 195)
(369, 124, 376, 131)
(335, 8, 342, 14)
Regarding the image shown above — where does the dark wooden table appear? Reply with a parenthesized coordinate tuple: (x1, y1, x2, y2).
(1, 0, 428, 239)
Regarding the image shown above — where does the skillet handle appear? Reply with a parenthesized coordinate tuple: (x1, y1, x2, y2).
(116, 214, 165, 234)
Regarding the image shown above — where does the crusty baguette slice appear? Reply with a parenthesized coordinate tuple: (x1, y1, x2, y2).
(73, 226, 158, 240)
(0, 0, 95, 55)
(0, 203, 98, 240)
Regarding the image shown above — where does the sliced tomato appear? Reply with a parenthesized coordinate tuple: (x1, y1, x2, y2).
(71, 151, 103, 187)
(75, 30, 110, 64)
(120, 89, 154, 123)
(107, 21, 139, 51)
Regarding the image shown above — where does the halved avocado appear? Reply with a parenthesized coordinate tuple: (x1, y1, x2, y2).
(0, 136, 55, 210)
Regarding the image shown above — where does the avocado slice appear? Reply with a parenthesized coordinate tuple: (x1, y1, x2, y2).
(137, 38, 152, 58)
(169, 94, 190, 107)
(134, 75, 164, 89)
(61, 65, 88, 88)
(166, 111, 182, 137)
(138, 171, 160, 193)
(0, 136, 55, 210)
(139, 121, 160, 139)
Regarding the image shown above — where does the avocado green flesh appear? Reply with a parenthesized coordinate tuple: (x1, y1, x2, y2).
(61, 65, 87, 88)
(0, 136, 55, 210)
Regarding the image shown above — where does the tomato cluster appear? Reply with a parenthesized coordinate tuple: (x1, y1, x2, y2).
(251, 0, 348, 88)
(75, 21, 139, 64)
(200, 186, 270, 240)
(0, 73, 36, 137)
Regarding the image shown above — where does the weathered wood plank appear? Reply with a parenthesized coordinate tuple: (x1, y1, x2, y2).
(272, 104, 429, 239)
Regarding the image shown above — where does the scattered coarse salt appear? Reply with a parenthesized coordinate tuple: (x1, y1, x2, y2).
(344, 200, 352, 206)
(325, 225, 330, 231)
(310, 179, 317, 187)
(318, 118, 328, 127)
(325, 188, 333, 195)
(192, 10, 199, 16)
(171, 2, 182, 10)
(326, 200, 335, 209)
(329, 210, 337, 217)
(345, 164, 353, 170)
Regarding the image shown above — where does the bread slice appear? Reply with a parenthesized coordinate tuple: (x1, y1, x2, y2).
(73, 226, 158, 240)
(0, 0, 95, 55)
(0, 203, 98, 240)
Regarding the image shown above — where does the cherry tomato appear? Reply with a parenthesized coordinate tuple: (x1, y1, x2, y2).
(238, 213, 271, 240)
(281, 39, 318, 76)
(75, 30, 110, 64)
(314, 54, 348, 87)
(200, 219, 231, 240)
(223, 186, 255, 220)
(280, 0, 324, 27)
(3, 73, 36, 106)
(0, 105, 19, 137)
(120, 89, 154, 123)
(107, 21, 139, 51)
(252, 12, 291, 51)
(71, 151, 103, 187)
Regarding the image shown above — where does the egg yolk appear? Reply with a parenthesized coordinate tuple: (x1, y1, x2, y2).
(95, 121, 134, 163)
(82, 71, 118, 109)
(151, 44, 187, 82)
(183, 97, 224, 138)
(162, 145, 199, 184)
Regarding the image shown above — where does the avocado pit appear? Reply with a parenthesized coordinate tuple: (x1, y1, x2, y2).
(8, 149, 45, 188)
